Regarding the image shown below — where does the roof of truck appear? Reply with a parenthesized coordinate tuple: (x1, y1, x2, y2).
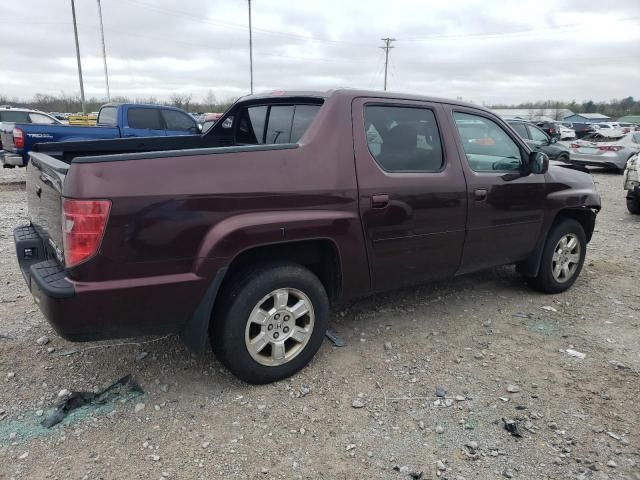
(239, 89, 487, 112)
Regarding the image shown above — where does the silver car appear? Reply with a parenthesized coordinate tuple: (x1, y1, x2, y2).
(568, 132, 640, 173)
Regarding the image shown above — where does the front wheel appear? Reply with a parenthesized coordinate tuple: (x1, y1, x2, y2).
(211, 262, 329, 384)
(528, 218, 587, 294)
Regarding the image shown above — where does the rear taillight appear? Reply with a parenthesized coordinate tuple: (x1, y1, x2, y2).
(570, 143, 581, 148)
(12, 127, 24, 149)
(598, 145, 623, 152)
(62, 199, 111, 267)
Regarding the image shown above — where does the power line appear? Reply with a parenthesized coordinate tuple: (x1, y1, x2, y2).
(380, 37, 395, 91)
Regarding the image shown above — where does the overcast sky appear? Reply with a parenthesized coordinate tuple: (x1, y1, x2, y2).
(1, 0, 639, 105)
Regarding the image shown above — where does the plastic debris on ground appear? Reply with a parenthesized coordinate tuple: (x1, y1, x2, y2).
(41, 374, 143, 428)
(503, 417, 523, 437)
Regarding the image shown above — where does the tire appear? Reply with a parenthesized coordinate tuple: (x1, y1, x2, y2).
(528, 218, 587, 294)
(210, 262, 329, 384)
(627, 194, 640, 214)
(557, 153, 570, 163)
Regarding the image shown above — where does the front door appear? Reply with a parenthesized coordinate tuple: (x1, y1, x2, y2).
(447, 107, 547, 274)
(352, 98, 467, 291)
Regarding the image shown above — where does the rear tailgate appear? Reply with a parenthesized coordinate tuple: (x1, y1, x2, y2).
(27, 152, 69, 262)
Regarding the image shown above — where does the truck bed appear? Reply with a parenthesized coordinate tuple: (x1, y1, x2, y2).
(33, 133, 216, 163)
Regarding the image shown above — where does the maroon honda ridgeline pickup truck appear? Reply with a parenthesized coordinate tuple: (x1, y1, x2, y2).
(15, 90, 601, 384)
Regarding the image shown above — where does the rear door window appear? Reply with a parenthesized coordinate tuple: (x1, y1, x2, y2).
(162, 109, 197, 131)
(528, 125, 549, 143)
(364, 105, 444, 172)
(127, 108, 163, 130)
(98, 106, 117, 125)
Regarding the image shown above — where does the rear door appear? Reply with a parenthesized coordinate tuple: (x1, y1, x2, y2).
(124, 107, 166, 137)
(161, 108, 199, 136)
(353, 97, 467, 291)
(448, 107, 546, 274)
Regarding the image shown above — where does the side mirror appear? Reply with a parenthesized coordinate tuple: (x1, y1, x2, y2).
(529, 151, 549, 174)
(197, 123, 203, 133)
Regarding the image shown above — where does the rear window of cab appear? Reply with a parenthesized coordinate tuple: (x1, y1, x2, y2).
(229, 103, 322, 145)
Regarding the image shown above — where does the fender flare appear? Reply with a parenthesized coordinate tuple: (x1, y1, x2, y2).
(182, 209, 356, 353)
(517, 207, 598, 277)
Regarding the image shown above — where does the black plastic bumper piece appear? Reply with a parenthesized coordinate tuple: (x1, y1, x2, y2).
(14, 225, 74, 299)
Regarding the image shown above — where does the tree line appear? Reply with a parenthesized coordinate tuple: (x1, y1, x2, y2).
(2, 91, 638, 119)
(489, 96, 639, 119)
(0, 90, 234, 114)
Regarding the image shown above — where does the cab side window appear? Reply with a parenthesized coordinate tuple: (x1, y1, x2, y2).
(162, 109, 197, 132)
(453, 112, 522, 172)
(127, 108, 163, 130)
(364, 105, 444, 172)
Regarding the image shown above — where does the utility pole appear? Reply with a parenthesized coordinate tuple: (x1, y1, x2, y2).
(70, 0, 86, 113)
(379, 37, 396, 91)
(248, 0, 254, 94)
(96, 0, 110, 102)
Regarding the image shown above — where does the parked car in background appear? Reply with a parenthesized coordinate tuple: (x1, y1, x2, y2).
(202, 112, 223, 131)
(1, 106, 61, 127)
(569, 132, 640, 173)
(1, 107, 64, 167)
(593, 123, 623, 135)
(624, 153, 640, 214)
(1, 103, 201, 167)
(617, 122, 635, 134)
(535, 120, 561, 139)
(572, 122, 598, 139)
(558, 124, 576, 140)
(506, 119, 570, 162)
(14, 89, 600, 384)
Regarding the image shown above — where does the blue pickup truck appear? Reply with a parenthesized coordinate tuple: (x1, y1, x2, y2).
(1, 103, 201, 167)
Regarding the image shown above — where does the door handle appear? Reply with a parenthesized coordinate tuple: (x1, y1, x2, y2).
(474, 188, 488, 202)
(371, 194, 390, 209)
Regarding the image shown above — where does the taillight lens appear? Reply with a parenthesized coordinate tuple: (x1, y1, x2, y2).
(13, 127, 24, 149)
(598, 145, 623, 152)
(62, 199, 111, 267)
(570, 143, 581, 148)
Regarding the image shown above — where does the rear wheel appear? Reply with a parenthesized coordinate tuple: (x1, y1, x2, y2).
(627, 193, 640, 214)
(210, 262, 329, 384)
(528, 218, 587, 294)
(557, 153, 570, 163)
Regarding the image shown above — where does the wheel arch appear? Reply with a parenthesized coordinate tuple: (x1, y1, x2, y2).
(181, 238, 343, 354)
(517, 207, 598, 277)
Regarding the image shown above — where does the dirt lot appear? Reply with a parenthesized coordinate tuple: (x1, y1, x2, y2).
(0, 167, 638, 480)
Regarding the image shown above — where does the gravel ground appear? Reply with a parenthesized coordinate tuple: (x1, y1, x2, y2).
(0, 166, 638, 480)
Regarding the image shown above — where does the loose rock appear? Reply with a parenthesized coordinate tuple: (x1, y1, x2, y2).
(36, 335, 49, 346)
